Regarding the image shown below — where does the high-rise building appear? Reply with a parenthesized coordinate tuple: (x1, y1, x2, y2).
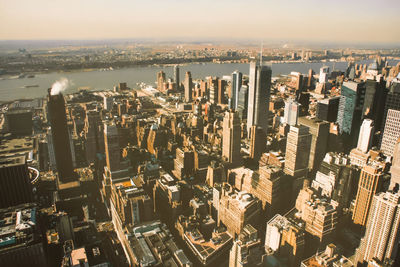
(218, 79, 227, 104)
(231, 71, 242, 110)
(103, 96, 113, 111)
(283, 98, 299, 126)
(363, 79, 387, 130)
(218, 184, 261, 236)
(284, 125, 312, 178)
(380, 109, 400, 157)
(157, 71, 166, 92)
(0, 156, 33, 208)
(316, 97, 340, 122)
(84, 110, 102, 164)
(265, 214, 305, 266)
(4, 109, 33, 137)
(104, 122, 121, 172)
(47, 90, 75, 181)
(390, 138, 400, 190)
(336, 81, 366, 145)
(184, 71, 193, 102)
(237, 85, 249, 120)
(249, 126, 265, 161)
(222, 110, 241, 166)
(229, 225, 268, 267)
(357, 191, 400, 264)
(352, 162, 387, 226)
(380, 79, 400, 142)
(174, 65, 180, 90)
(298, 117, 330, 173)
(246, 62, 271, 135)
(357, 119, 374, 153)
(319, 66, 329, 84)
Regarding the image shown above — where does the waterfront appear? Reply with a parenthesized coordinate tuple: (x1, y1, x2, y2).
(0, 60, 397, 102)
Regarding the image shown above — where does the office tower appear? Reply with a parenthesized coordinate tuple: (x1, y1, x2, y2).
(222, 110, 241, 166)
(103, 96, 113, 111)
(307, 69, 314, 88)
(237, 85, 249, 119)
(357, 191, 400, 264)
(312, 153, 358, 210)
(284, 125, 312, 178)
(47, 89, 75, 181)
(157, 70, 166, 91)
(5, 109, 33, 137)
(297, 92, 309, 116)
(381, 79, 400, 138)
(249, 126, 265, 161)
(232, 165, 285, 217)
(352, 163, 387, 226)
(390, 139, 400, 190)
(357, 119, 374, 153)
(265, 214, 305, 267)
(380, 109, 400, 157)
(218, 184, 261, 236)
(173, 147, 194, 179)
(246, 62, 272, 135)
(336, 81, 366, 145)
(84, 110, 102, 164)
(298, 117, 329, 173)
(184, 71, 193, 102)
(231, 71, 242, 110)
(218, 79, 227, 104)
(295, 183, 338, 243)
(0, 156, 33, 208)
(209, 85, 217, 104)
(316, 96, 340, 122)
(319, 66, 329, 84)
(104, 123, 121, 172)
(229, 225, 268, 267)
(283, 98, 299, 126)
(363, 79, 387, 129)
(174, 65, 180, 90)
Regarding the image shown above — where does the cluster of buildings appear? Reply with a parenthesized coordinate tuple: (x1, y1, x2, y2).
(0, 50, 400, 267)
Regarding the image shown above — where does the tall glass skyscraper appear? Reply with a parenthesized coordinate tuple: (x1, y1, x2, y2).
(231, 70, 242, 110)
(246, 62, 271, 136)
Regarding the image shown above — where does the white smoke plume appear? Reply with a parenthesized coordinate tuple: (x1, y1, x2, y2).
(51, 78, 70, 95)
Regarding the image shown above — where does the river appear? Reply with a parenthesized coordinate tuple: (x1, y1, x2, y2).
(0, 60, 397, 102)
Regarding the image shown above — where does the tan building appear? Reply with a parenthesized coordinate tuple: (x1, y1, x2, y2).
(295, 183, 338, 242)
(298, 116, 330, 173)
(390, 138, 400, 189)
(265, 214, 305, 267)
(352, 162, 387, 226)
(218, 184, 261, 236)
(222, 110, 241, 166)
(357, 191, 400, 264)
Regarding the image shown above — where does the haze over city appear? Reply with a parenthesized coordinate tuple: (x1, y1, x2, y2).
(1, 0, 400, 45)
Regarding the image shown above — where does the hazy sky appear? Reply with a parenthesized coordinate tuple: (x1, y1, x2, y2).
(1, 0, 400, 44)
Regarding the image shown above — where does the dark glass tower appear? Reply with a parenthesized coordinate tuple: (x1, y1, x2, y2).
(47, 89, 75, 182)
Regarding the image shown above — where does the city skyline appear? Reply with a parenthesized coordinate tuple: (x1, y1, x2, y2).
(1, 0, 400, 44)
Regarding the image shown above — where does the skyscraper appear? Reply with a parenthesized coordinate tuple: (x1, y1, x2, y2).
(357, 119, 374, 153)
(231, 71, 242, 110)
(222, 110, 241, 166)
(352, 163, 386, 226)
(380, 79, 400, 139)
(246, 62, 271, 136)
(104, 122, 121, 172)
(184, 71, 193, 102)
(249, 126, 265, 161)
(283, 98, 299, 126)
(316, 96, 340, 122)
(357, 191, 400, 264)
(237, 85, 249, 120)
(218, 79, 227, 104)
(157, 71, 166, 92)
(362, 79, 386, 130)
(390, 138, 400, 190)
(174, 65, 180, 90)
(336, 81, 366, 146)
(47, 89, 75, 181)
(380, 109, 400, 157)
(319, 66, 329, 84)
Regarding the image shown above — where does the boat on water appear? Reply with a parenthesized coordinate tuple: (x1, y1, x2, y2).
(20, 85, 39, 88)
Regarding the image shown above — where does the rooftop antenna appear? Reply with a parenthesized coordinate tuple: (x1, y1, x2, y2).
(260, 42, 263, 65)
